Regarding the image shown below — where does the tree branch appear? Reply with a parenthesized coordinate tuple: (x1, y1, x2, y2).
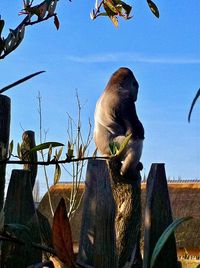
(0, 156, 110, 166)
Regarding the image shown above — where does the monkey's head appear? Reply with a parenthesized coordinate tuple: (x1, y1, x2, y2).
(106, 67, 139, 101)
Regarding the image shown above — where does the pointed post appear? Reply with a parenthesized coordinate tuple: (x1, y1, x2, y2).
(77, 159, 142, 268)
(143, 163, 178, 268)
(77, 159, 117, 268)
(1, 170, 42, 267)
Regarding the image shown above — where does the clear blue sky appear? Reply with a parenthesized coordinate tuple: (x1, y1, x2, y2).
(0, 1, 200, 195)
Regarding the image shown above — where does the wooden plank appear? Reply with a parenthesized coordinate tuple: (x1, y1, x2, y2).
(1, 170, 42, 267)
(94, 160, 117, 268)
(77, 159, 117, 268)
(0, 94, 11, 210)
(108, 157, 142, 268)
(143, 163, 178, 268)
(77, 159, 142, 268)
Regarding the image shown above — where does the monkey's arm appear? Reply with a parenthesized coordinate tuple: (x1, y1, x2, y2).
(116, 98, 144, 140)
(113, 99, 144, 178)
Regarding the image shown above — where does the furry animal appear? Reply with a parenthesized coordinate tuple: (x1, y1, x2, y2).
(94, 67, 144, 178)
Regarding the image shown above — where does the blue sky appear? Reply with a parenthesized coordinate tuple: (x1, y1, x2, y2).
(0, 1, 200, 195)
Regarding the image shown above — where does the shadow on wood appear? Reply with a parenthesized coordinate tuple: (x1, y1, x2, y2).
(1, 170, 42, 268)
(0, 94, 11, 211)
(77, 159, 117, 268)
(77, 159, 142, 268)
(143, 163, 178, 268)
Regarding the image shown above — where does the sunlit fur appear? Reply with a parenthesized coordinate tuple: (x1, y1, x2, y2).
(94, 67, 144, 178)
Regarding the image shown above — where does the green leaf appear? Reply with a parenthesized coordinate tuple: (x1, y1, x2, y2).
(67, 142, 74, 159)
(119, 1, 132, 18)
(104, 0, 118, 14)
(0, 19, 5, 36)
(96, 12, 109, 17)
(5, 223, 31, 234)
(37, 2, 47, 19)
(54, 14, 60, 30)
(147, 0, 159, 18)
(0, 71, 45, 94)
(116, 133, 132, 157)
(47, 144, 53, 162)
(78, 144, 83, 158)
(8, 140, 14, 157)
(56, 146, 63, 160)
(30, 142, 64, 153)
(54, 164, 61, 184)
(25, 6, 41, 17)
(48, 0, 58, 16)
(17, 143, 21, 159)
(110, 15, 118, 27)
(82, 145, 87, 157)
(90, 9, 96, 20)
(109, 141, 120, 155)
(95, 0, 99, 9)
(150, 216, 192, 268)
(103, 1, 119, 27)
(188, 88, 200, 123)
(92, 148, 98, 158)
(0, 37, 4, 54)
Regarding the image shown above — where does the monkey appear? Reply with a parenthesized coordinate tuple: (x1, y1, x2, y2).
(94, 67, 144, 180)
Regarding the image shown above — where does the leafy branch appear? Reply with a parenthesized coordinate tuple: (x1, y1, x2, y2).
(91, 0, 159, 27)
(0, 0, 60, 60)
(0, 153, 109, 166)
(0, 0, 160, 60)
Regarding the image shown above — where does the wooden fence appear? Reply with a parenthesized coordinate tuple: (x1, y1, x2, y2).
(0, 93, 186, 267)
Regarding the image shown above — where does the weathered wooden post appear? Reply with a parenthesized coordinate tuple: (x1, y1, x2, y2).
(143, 163, 178, 268)
(0, 94, 11, 211)
(77, 159, 142, 268)
(108, 157, 142, 268)
(21, 130, 38, 189)
(1, 130, 41, 267)
(1, 170, 42, 267)
(77, 159, 117, 268)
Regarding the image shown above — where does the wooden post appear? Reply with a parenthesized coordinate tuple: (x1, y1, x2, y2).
(108, 157, 142, 268)
(77, 159, 117, 268)
(0, 94, 11, 210)
(77, 159, 142, 268)
(21, 130, 38, 189)
(143, 163, 178, 268)
(1, 170, 42, 267)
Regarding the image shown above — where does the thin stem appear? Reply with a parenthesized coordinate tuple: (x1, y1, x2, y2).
(37, 92, 54, 216)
